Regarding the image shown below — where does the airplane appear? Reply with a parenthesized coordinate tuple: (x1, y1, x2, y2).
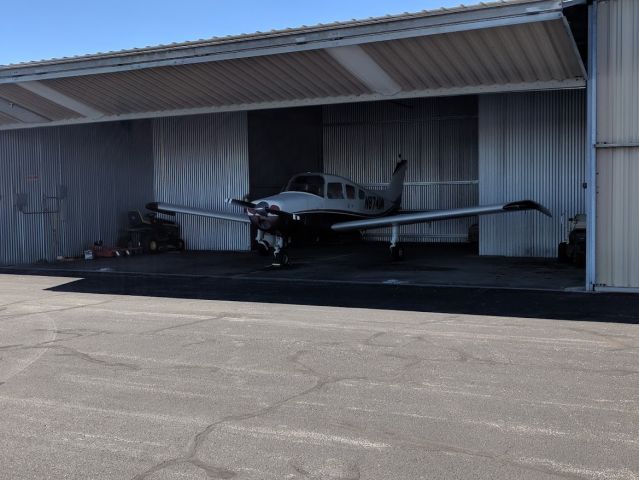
(146, 158, 551, 266)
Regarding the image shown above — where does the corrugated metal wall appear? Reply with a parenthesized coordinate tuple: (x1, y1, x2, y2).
(152, 112, 250, 251)
(0, 121, 154, 265)
(323, 97, 478, 242)
(595, 0, 639, 288)
(478, 90, 586, 257)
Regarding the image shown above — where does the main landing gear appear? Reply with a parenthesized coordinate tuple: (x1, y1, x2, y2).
(389, 224, 405, 261)
(256, 230, 290, 267)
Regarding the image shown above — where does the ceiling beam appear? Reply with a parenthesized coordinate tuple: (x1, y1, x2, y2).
(18, 81, 104, 118)
(326, 45, 401, 95)
(0, 97, 48, 123)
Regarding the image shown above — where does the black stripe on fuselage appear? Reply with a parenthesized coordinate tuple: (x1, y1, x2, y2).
(283, 209, 398, 234)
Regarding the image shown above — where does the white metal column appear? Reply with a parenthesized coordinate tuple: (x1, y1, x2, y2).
(585, 0, 597, 291)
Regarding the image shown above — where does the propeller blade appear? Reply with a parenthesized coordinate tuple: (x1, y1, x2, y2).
(225, 198, 256, 209)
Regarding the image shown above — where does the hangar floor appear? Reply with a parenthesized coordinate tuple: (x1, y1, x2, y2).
(5, 243, 584, 292)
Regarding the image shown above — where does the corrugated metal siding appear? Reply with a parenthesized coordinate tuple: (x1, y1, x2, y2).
(595, 0, 639, 288)
(597, 149, 639, 288)
(323, 97, 478, 242)
(0, 121, 154, 265)
(152, 112, 250, 251)
(478, 90, 585, 257)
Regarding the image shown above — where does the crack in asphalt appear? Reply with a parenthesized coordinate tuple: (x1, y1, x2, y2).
(0, 298, 115, 322)
(51, 345, 141, 371)
(289, 459, 361, 480)
(142, 317, 220, 335)
(129, 344, 588, 480)
(130, 349, 367, 480)
(563, 326, 639, 351)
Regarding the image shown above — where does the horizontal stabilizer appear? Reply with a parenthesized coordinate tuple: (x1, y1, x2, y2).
(331, 199, 551, 232)
(146, 202, 250, 224)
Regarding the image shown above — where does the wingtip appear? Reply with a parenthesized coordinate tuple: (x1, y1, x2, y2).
(504, 200, 552, 217)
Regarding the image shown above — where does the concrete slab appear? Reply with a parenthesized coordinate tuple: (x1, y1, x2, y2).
(0, 274, 637, 480)
(2, 243, 585, 292)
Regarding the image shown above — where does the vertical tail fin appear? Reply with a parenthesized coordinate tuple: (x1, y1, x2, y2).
(385, 159, 407, 207)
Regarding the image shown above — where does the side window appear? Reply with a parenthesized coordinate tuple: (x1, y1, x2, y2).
(345, 184, 355, 200)
(358, 189, 365, 200)
(327, 182, 344, 199)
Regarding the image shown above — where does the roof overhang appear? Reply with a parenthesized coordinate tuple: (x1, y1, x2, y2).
(0, 0, 586, 131)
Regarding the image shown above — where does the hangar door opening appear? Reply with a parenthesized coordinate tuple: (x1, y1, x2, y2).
(322, 90, 586, 261)
(324, 97, 478, 244)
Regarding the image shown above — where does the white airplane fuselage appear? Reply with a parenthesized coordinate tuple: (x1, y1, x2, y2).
(245, 173, 398, 235)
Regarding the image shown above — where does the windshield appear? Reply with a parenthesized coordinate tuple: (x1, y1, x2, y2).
(285, 175, 325, 197)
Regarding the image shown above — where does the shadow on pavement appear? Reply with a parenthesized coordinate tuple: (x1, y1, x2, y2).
(33, 271, 639, 324)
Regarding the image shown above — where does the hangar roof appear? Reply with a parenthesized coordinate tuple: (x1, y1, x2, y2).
(0, 0, 586, 130)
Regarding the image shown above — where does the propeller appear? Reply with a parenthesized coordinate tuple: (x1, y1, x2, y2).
(225, 198, 299, 220)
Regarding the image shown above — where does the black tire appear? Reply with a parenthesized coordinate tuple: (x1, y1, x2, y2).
(272, 251, 290, 267)
(257, 241, 270, 256)
(147, 238, 159, 254)
(390, 245, 405, 261)
(176, 239, 185, 251)
(558, 242, 568, 263)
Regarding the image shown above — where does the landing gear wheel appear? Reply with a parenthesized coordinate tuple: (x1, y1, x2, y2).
(390, 245, 405, 261)
(257, 241, 270, 256)
(272, 251, 290, 267)
(147, 238, 159, 254)
(557, 242, 568, 263)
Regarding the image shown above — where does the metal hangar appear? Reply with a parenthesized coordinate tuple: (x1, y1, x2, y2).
(0, 0, 636, 292)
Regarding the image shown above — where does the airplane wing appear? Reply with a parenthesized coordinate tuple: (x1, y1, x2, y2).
(331, 200, 551, 232)
(146, 202, 251, 224)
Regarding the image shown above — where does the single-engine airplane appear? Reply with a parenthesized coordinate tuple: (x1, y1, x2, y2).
(147, 159, 551, 266)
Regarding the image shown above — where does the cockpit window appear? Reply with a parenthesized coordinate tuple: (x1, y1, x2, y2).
(285, 175, 325, 197)
(327, 182, 344, 199)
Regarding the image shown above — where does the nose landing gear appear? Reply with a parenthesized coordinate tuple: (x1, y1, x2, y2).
(256, 230, 290, 266)
(272, 250, 290, 267)
(272, 234, 290, 267)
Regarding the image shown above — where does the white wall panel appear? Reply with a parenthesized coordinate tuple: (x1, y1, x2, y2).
(478, 90, 586, 257)
(152, 112, 250, 251)
(595, 0, 639, 288)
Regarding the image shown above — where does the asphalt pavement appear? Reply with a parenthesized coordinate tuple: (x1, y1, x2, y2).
(0, 273, 638, 480)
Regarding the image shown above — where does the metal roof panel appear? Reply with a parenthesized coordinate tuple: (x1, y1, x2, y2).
(0, 0, 585, 131)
